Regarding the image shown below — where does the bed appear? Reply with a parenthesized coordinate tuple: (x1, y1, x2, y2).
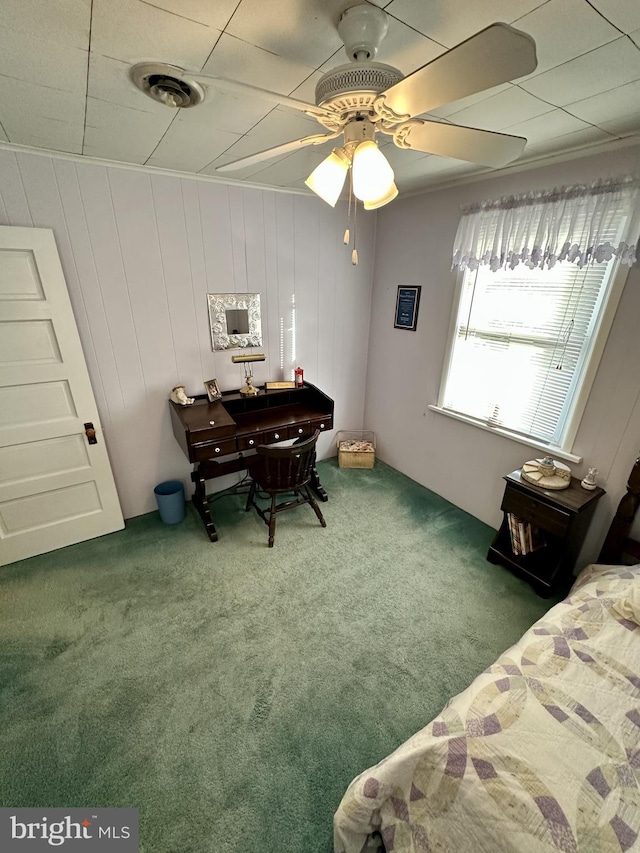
(334, 456, 640, 853)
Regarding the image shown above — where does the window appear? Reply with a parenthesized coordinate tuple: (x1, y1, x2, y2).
(437, 210, 631, 454)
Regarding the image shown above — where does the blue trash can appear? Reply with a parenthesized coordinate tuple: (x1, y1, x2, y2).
(154, 480, 185, 524)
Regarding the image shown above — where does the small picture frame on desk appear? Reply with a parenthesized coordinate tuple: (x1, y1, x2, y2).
(204, 378, 222, 402)
(394, 285, 421, 331)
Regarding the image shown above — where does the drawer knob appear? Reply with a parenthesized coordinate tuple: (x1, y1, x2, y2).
(320, 423, 325, 429)
(274, 433, 280, 440)
(215, 447, 221, 453)
(249, 439, 254, 446)
(298, 428, 303, 434)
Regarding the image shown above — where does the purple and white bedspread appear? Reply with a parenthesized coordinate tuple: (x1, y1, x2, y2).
(334, 563, 640, 853)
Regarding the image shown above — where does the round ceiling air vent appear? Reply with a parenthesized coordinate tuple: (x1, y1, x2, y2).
(130, 62, 205, 108)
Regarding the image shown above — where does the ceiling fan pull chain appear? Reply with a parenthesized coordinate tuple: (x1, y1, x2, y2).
(344, 172, 353, 245)
(352, 196, 359, 265)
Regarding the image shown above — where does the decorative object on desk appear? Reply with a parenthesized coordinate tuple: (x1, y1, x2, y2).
(295, 366, 304, 387)
(239, 363, 259, 396)
(170, 385, 194, 406)
(208, 293, 262, 351)
(230, 353, 266, 363)
(204, 378, 222, 402)
(265, 381, 296, 389)
(521, 457, 572, 490)
(394, 285, 421, 331)
(581, 467, 598, 490)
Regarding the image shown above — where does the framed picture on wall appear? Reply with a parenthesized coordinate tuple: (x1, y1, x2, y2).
(394, 286, 421, 331)
(204, 378, 222, 402)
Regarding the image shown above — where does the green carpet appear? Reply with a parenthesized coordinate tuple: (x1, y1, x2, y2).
(0, 460, 555, 853)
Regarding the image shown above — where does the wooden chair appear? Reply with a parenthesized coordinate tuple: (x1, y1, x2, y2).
(245, 430, 327, 547)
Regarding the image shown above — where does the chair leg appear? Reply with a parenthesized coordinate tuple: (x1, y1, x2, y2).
(305, 486, 327, 528)
(245, 479, 257, 512)
(268, 494, 277, 547)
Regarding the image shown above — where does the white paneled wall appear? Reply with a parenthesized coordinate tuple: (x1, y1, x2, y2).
(0, 149, 375, 518)
(365, 143, 640, 567)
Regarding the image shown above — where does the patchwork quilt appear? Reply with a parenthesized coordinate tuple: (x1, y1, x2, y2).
(334, 564, 640, 853)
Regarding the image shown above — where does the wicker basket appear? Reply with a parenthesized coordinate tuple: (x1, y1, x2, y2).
(337, 430, 376, 469)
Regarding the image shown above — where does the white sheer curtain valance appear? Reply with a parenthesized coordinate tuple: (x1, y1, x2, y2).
(452, 177, 640, 272)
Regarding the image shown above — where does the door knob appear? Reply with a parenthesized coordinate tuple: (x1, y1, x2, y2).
(84, 422, 97, 444)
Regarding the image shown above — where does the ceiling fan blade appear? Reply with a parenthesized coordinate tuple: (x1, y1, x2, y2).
(215, 132, 340, 173)
(394, 119, 526, 167)
(375, 23, 537, 122)
(191, 72, 333, 119)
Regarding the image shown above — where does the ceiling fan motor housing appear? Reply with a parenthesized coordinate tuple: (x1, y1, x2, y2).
(338, 4, 389, 61)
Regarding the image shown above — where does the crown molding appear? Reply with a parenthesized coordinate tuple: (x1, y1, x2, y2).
(0, 140, 311, 196)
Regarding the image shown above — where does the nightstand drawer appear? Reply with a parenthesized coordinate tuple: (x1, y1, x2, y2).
(501, 488, 570, 537)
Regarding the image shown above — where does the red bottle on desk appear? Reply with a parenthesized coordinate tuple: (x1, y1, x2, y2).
(295, 366, 304, 387)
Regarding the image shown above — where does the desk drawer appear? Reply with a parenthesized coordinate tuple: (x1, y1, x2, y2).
(237, 433, 262, 451)
(309, 415, 333, 433)
(193, 437, 238, 462)
(263, 427, 288, 444)
(501, 488, 570, 537)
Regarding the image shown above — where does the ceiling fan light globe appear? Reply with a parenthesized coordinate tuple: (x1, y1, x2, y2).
(363, 182, 398, 210)
(305, 149, 350, 206)
(352, 141, 395, 203)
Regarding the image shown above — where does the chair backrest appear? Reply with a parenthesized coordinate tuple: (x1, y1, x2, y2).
(255, 430, 320, 491)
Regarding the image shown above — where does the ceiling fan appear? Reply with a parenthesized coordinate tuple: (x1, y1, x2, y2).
(131, 4, 537, 209)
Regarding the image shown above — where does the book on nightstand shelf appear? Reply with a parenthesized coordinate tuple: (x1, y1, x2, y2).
(507, 513, 546, 556)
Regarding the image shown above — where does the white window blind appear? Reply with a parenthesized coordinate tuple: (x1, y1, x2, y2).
(441, 208, 627, 448)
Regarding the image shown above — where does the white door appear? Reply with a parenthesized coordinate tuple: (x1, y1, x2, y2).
(0, 226, 123, 567)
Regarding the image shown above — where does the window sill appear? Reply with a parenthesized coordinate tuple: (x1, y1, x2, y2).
(427, 405, 583, 465)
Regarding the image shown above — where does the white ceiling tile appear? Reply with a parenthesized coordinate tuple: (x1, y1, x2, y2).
(146, 120, 241, 172)
(630, 29, 640, 48)
(596, 113, 640, 137)
(224, 0, 349, 67)
(520, 37, 640, 105)
(144, 0, 239, 30)
(289, 71, 324, 105)
(447, 86, 553, 131)
(0, 77, 86, 125)
(587, 0, 640, 33)
(91, 0, 220, 70)
(0, 0, 90, 50)
(513, 0, 620, 78)
(201, 33, 316, 95)
(384, 0, 545, 47)
(524, 125, 615, 155)
(83, 98, 172, 162)
(176, 90, 274, 135)
(0, 25, 88, 94)
(3, 114, 83, 153)
(564, 78, 640, 124)
(353, 15, 446, 76)
(0, 122, 8, 142)
(501, 109, 592, 145)
(88, 54, 172, 116)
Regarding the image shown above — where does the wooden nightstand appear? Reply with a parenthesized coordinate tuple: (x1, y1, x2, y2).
(487, 469, 605, 597)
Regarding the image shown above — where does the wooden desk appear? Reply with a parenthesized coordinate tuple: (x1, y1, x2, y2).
(170, 382, 334, 541)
